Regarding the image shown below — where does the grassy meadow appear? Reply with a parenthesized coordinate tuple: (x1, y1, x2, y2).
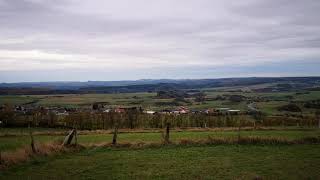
(1, 128, 320, 179)
(1, 128, 320, 152)
(1, 144, 319, 179)
(1, 90, 320, 115)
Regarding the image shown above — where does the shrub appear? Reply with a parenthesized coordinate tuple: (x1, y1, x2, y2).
(229, 95, 246, 102)
(278, 103, 302, 112)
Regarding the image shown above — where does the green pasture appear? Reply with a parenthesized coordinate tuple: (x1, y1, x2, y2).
(0, 90, 320, 115)
(1, 128, 319, 152)
(1, 144, 319, 179)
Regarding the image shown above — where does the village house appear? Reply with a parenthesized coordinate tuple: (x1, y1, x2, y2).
(114, 107, 143, 113)
(227, 109, 241, 115)
(114, 107, 126, 113)
(191, 110, 202, 114)
(159, 109, 172, 114)
(215, 108, 230, 113)
(144, 110, 156, 114)
(103, 109, 111, 113)
(174, 106, 189, 114)
(55, 109, 69, 116)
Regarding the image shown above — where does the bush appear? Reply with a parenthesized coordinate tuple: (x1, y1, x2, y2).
(278, 103, 301, 112)
(229, 95, 246, 102)
(304, 100, 320, 109)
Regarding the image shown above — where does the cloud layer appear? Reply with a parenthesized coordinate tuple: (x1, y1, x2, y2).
(0, 0, 320, 82)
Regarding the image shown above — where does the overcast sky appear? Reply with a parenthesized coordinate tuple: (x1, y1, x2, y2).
(0, 0, 320, 82)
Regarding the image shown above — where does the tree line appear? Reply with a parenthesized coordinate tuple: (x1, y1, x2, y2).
(1, 108, 319, 129)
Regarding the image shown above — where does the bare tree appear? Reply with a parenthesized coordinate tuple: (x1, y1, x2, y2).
(237, 115, 242, 143)
(316, 110, 320, 129)
(74, 129, 78, 145)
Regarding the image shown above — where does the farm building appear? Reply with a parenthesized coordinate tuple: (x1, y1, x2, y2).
(144, 110, 156, 114)
(216, 108, 230, 113)
(227, 109, 241, 115)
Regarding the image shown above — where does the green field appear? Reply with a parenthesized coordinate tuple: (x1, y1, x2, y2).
(1, 128, 320, 152)
(1, 90, 320, 115)
(1, 90, 320, 179)
(1, 128, 320, 179)
(1, 144, 319, 179)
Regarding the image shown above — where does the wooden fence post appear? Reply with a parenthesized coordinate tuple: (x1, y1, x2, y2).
(237, 116, 241, 143)
(74, 129, 78, 145)
(0, 150, 2, 164)
(164, 122, 170, 144)
(112, 123, 118, 145)
(62, 129, 76, 146)
(30, 131, 36, 153)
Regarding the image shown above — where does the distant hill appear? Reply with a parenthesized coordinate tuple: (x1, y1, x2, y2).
(0, 77, 319, 95)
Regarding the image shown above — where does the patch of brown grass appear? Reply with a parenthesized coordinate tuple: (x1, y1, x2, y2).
(1, 148, 32, 166)
(1, 127, 317, 137)
(83, 135, 320, 151)
(181, 135, 320, 145)
(0, 141, 84, 169)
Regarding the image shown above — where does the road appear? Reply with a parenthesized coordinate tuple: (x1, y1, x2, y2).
(247, 102, 259, 112)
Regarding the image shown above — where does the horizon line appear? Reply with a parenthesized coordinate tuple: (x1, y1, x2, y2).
(1, 75, 320, 84)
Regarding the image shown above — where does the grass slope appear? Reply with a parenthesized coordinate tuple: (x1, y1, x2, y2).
(1, 91, 320, 114)
(1, 129, 320, 152)
(1, 144, 319, 179)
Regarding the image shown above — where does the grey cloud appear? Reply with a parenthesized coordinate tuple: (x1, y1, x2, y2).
(0, 0, 319, 81)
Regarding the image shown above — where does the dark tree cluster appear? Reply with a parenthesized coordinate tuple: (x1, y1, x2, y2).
(156, 90, 190, 99)
(278, 103, 302, 112)
(194, 92, 206, 102)
(228, 95, 246, 102)
(304, 100, 320, 109)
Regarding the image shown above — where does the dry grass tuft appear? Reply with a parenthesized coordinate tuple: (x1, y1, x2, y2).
(179, 139, 198, 145)
(186, 136, 320, 145)
(0, 141, 83, 169)
(1, 148, 32, 166)
(86, 135, 320, 150)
